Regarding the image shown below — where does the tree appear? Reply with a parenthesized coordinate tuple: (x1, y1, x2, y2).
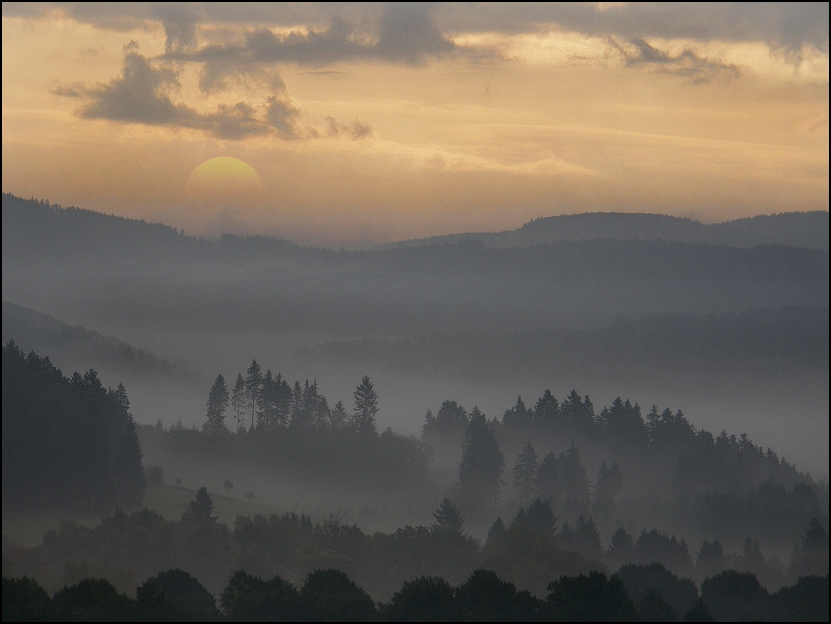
(432, 497, 465, 534)
(299, 569, 375, 622)
(594, 461, 624, 525)
(221, 570, 299, 622)
(244, 360, 263, 432)
(2, 576, 52, 622)
(352, 375, 379, 436)
(459, 406, 505, 510)
(513, 441, 539, 505)
(572, 515, 603, 561)
(384, 576, 461, 622)
(537, 451, 561, 507)
(607, 528, 635, 570)
(136, 568, 220, 622)
(533, 390, 559, 427)
(330, 400, 348, 429)
(223, 480, 234, 497)
(503, 396, 531, 430)
(231, 374, 246, 433)
(203, 374, 230, 437)
(512, 498, 557, 535)
(559, 443, 591, 518)
(545, 571, 636, 622)
(188, 487, 217, 524)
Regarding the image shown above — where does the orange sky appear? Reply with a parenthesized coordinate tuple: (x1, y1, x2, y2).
(2, 2, 828, 246)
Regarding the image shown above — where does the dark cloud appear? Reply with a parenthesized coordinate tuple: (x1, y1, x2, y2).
(165, 6, 459, 95)
(51, 43, 370, 141)
(435, 2, 829, 62)
(5, 3, 827, 64)
(611, 37, 740, 83)
(79, 42, 182, 124)
(323, 116, 374, 140)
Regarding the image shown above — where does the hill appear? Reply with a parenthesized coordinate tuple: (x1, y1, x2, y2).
(382, 211, 830, 250)
(3, 194, 827, 336)
(1, 301, 199, 383)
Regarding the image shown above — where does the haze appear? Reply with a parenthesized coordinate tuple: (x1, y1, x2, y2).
(2, 2, 828, 247)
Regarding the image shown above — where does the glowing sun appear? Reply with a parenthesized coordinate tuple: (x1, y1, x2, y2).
(185, 157, 264, 206)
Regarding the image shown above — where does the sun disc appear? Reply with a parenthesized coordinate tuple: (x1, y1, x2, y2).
(186, 157, 264, 206)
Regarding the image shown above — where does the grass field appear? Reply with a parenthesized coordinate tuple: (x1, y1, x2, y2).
(2, 484, 281, 548)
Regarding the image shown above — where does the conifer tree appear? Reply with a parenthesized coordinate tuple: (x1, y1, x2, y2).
(245, 359, 263, 432)
(459, 406, 504, 510)
(594, 461, 624, 525)
(431, 497, 465, 534)
(330, 400, 349, 429)
(204, 374, 230, 437)
(188, 486, 217, 524)
(352, 375, 379, 436)
(231, 373, 246, 433)
(513, 441, 540, 505)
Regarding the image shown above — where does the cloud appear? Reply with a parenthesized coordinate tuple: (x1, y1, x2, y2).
(435, 3, 829, 61)
(165, 5, 460, 95)
(6, 3, 827, 65)
(611, 37, 740, 83)
(323, 116, 374, 140)
(51, 43, 370, 141)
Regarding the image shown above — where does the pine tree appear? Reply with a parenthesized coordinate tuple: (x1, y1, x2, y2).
(431, 497, 465, 534)
(533, 390, 559, 427)
(536, 451, 561, 507)
(231, 373, 246, 433)
(573, 515, 603, 560)
(594, 461, 624, 525)
(559, 443, 591, 518)
(502, 396, 531, 430)
(257, 369, 276, 431)
(188, 487, 217, 524)
(513, 441, 539, 505)
(459, 406, 504, 510)
(330, 400, 349, 429)
(203, 374, 230, 437)
(352, 375, 379, 436)
(245, 360, 263, 432)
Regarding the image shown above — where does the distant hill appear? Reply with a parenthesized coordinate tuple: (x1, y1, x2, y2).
(1, 301, 199, 383)
(381, 211, 830, 250)
(2, 194, 828, 334)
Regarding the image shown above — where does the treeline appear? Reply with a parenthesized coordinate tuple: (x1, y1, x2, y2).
(299, 306, 830, 386)
(384, 210, 831, 251)
(1, 301, 198, 383)
(3, 488, 828, 619)
(2, 341, 146, 510)
(4, 571, 829, 622)
(4, 194, 828, 334)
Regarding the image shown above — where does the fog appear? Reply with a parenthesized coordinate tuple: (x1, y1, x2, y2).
(3, 194, 828, 612)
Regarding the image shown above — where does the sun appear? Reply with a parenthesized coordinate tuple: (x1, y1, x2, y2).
(185, 157, 264, 206)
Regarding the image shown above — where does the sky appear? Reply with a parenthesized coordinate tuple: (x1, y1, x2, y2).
(2, 2, 829, 246)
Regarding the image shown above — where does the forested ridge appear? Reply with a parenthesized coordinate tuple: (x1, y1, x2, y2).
(3, 194, 828, 334)
(2, 341, 146, 510)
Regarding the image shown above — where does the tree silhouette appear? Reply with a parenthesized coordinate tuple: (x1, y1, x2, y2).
(231, 373, 246, 433)
(244, 360, 263, 432)
(223, 480, 234, 497)
(431, 497, 465, 534)
(352, 375, 379, 436)
(459, 406, 504, 510)
(204, 374, 230, 437)
(513, 441, 539, 505)
(188, 487, 217, 524)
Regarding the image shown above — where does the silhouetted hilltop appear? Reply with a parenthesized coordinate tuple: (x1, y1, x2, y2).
(2, 194, 828, 333)
(1, 301, 198, 382)
(382, 211, 830, 250)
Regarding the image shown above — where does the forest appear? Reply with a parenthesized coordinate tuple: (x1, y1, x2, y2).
(3, 340, 828, 620)
(2, 193, 828, 621)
